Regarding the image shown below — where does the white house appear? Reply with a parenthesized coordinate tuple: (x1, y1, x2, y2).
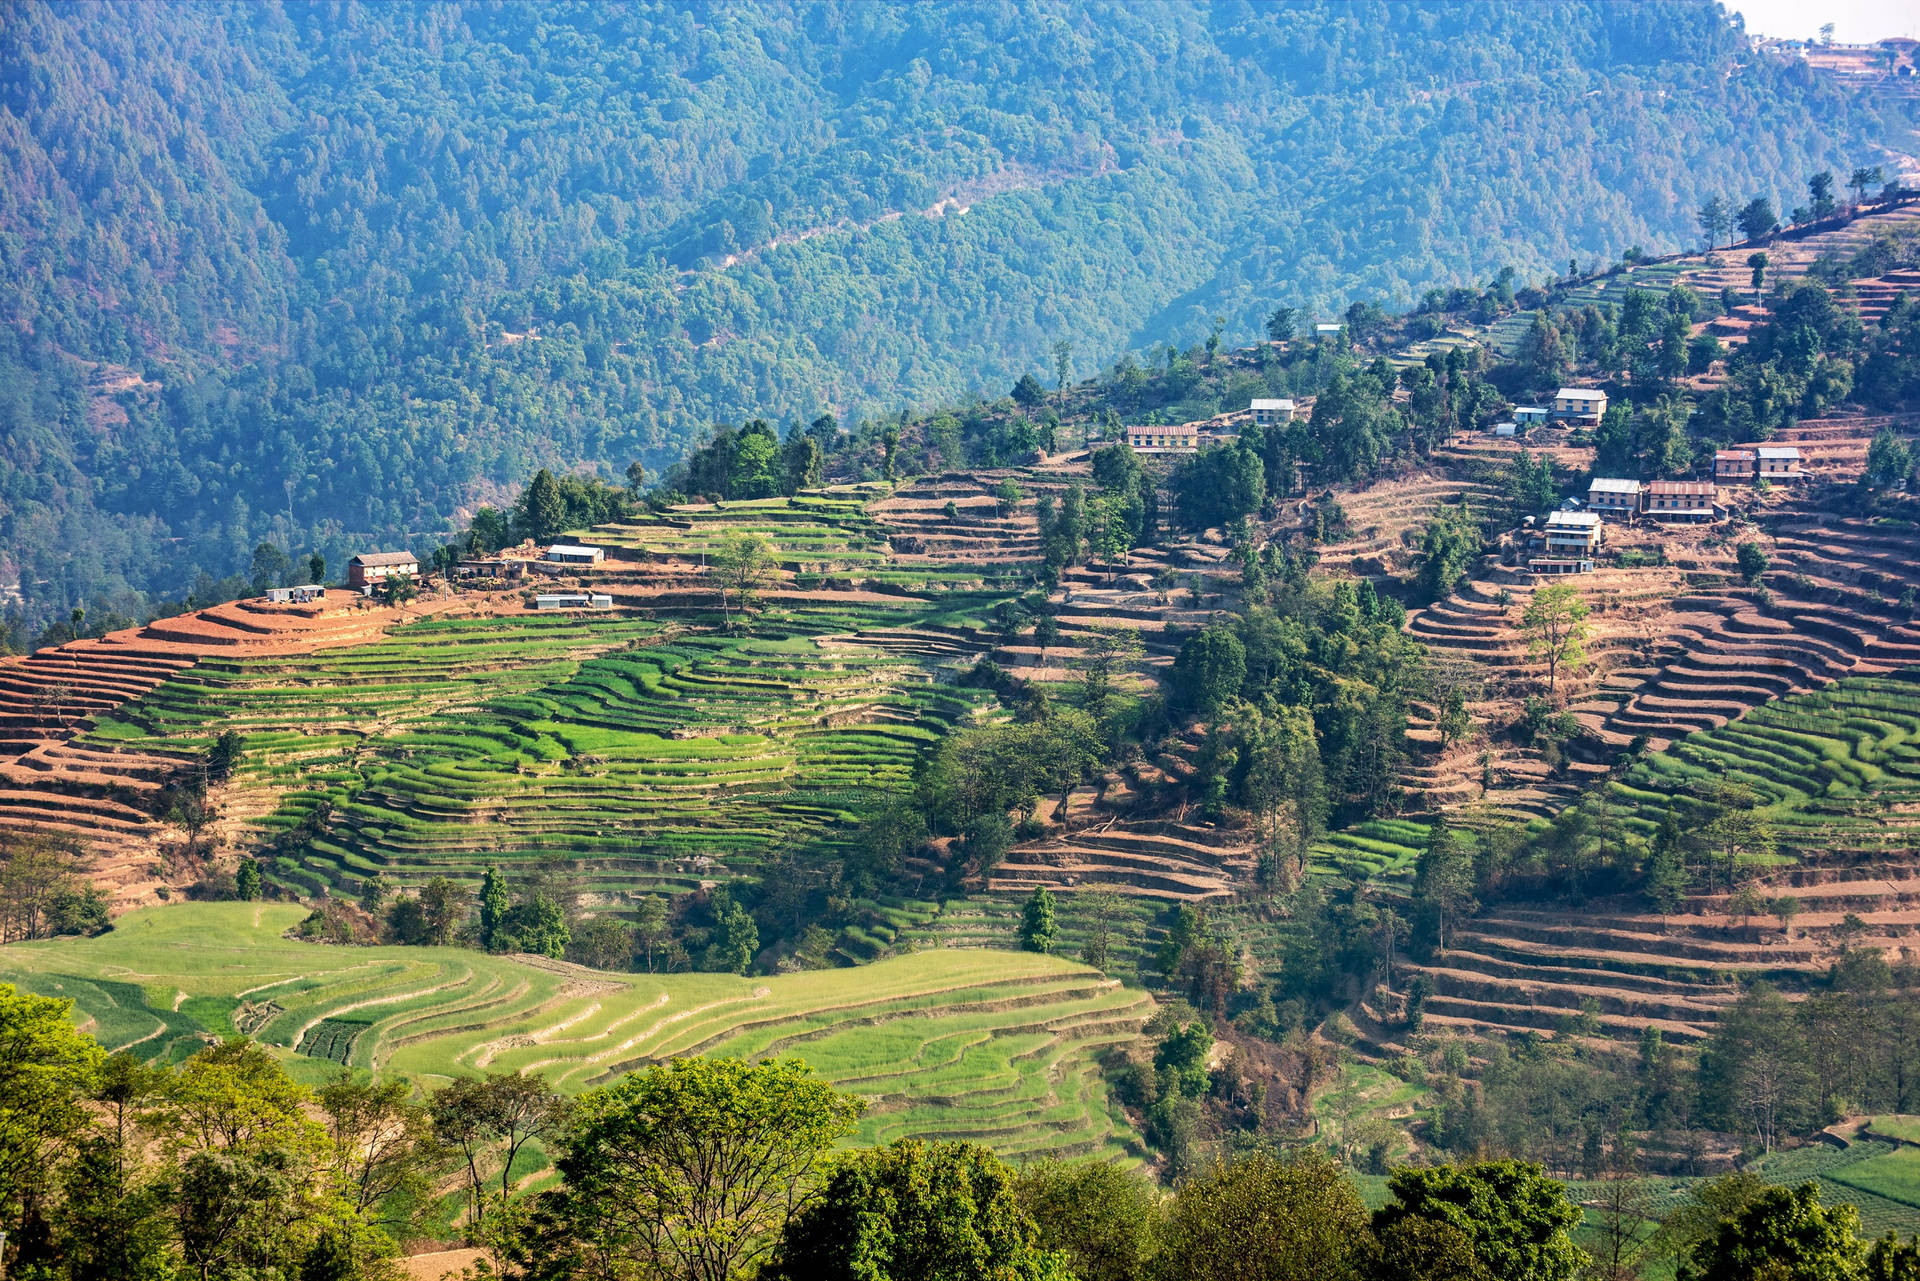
(1756, 445, 1803, 480)
(1514, 406, 1549, 427)
(543, 543, 606, 566)
(1491, 421, 1518, 438)
(1250, 398, 1296, 428)
(1587, 477, 1642, 519)
(1543, 510, 1603, 554)
(533, 593, 614, 610)
(1551, 388, 1608, 425)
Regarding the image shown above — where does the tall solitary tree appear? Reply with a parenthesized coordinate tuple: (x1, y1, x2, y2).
(1521, 584, 1591, 698)
(711, 530, 775, 624)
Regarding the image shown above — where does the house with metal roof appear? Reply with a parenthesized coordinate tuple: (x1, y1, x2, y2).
(1543, 510, 1604, 554)
(1126, 423, 1200, 452)
(346, 551, 418, 589)
(1714, 449, 1757, 482)
(542, 543, 606, 566)
(1587, 477, 1642, 518)
(1250, 398, 1296, 428)
(1551, 387, 1608, 425)
(1756, 445, 1803, 480)
(1644, 480, 1717, 522)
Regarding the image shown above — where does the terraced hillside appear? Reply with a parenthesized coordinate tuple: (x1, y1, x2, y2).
(0, 591, 449, 903)
(86, 602, 1009, 909)
(0, 903, 1150, 1163)
(1381, 671, 1920, 1051)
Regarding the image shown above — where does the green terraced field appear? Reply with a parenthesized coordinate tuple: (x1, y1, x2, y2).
(0, 903, 1151, 1163)
(1576, 671, 1920, 867)
(85, 598, 1007, 909)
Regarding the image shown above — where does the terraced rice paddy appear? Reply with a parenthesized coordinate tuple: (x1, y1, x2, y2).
(0, 903, 1151, 1162)
(83, 599, 1005, 908)
(1593, 671, 1920, 866)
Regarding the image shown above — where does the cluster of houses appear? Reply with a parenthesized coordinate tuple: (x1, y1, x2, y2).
(324, 543, 614, 608)
(1527, 442, 1805, 574)
(1125, 398, 1297, 454)
(1492, 388, 1607, 437)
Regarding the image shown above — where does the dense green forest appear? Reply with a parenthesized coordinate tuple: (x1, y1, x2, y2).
(0, 0, 1902, 626)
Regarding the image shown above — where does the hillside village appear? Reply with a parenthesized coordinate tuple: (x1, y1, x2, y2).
(3, 172, 1920, 1270)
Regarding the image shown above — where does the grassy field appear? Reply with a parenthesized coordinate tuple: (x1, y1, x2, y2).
(0, 903, 1151, 1163)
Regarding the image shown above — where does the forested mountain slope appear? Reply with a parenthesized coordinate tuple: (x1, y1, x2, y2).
(0, 0, 1905, 625)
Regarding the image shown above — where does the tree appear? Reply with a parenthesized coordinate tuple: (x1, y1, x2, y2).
(1736, 542, 1770, 584)
(1053, 338, 1074, 407)
(309, 551, 327, 585)
(417, 876, 465, 945)
(1266, 305, 1299, 343)
(1365, 1215, 1490, 1281)
(520, 468, 568, 541)
(1172, 627, 1246, 715)
(1417, 504, 1485, 603)
(1651, 1173, 1770, 1279)
(1748, 251, 1770, 300)
(1012, 372, 1047, 409)
(318, 1072, 435, 1225)
(1015, 1159, 1157, 1281)
(377, 572, 416, 606)
(1078, 890, 1124, 973)
(1413, 820, 1477, 953)
(478, 865, 509, 951)
(1737, 198, 1779, 244)
(1865, 428, 1912, 488)
(207, 729, 244, 781)
(249, 541, 294, 594)
(1521, 584, 1590, 698)
(634, 893, 671, 973)
(1019, 886, 1057, 954)
(1867, 1234, 1920, 1281)
(0, 832, 91, 942)
(561, 1057, 863, 1281)
(711, 529, 776, 624)
(430, 1071, 566, 1231)
(0, 985, 104, 1245)
(1850, 166, 1885, 206)
(996, 478, 1023, 518)
(167, 783, 220, 854)
(1374, 1160, 1587, 1281)
(495, 895, 570, 959)
(713, 899, 759, 974)
(1697, 196, 1732, 249)
(1078, 624, 1144, 714)
(1643, 820, 1688, 924)
(1771, 895, 1801, 941)
(1680, 1182, 1865, 1281)
(766, 1138, 1069, 1281)
(625, 460, 648, 495)
(235, 859, 261, 901)
(1154, 1150, 1371, 1281)
(1809, 170, 1837, 219)
(570, 915, 634, 970)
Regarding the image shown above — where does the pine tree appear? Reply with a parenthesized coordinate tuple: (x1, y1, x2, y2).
(1018, 886, 1057, 955)
(1643, 816, 1688, 925)
(522, 468, 566, 541)
(479, 866, 509, 952)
